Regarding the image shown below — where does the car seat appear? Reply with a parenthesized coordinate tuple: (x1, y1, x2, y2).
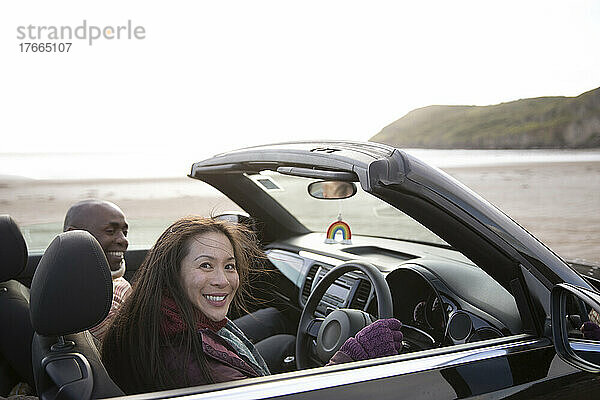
(29, 230, 124, 400)
(0, 215, 34, 395)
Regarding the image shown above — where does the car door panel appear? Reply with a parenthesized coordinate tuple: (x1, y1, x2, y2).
(170, 337, 591, 400)
(265, 344, 595, 400)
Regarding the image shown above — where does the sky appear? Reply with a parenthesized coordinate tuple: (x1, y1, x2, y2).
(1, 0, 599, 155)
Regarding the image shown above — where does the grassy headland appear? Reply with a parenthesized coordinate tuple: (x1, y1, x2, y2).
(371, 87, 600, 149)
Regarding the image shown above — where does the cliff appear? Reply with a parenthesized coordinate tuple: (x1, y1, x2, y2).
(371, 87, 600, 149)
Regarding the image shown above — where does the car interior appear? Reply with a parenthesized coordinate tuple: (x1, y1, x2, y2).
(1, 143, 598, 398)
(0, 170, 532, 398)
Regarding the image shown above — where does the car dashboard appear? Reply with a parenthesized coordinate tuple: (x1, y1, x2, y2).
(265, 233, 521, 348)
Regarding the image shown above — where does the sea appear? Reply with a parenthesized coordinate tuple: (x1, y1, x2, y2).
(1, 148, 600, 181)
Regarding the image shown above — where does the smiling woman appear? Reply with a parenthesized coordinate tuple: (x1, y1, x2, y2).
(99, 214, 405, 395)
(178, 230, 240, 322)
(100, 216, 267, 393)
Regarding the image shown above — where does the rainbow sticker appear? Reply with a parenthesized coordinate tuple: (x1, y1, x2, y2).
(324, 219, 352, 245)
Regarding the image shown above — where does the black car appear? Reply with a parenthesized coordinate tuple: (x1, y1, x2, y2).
(3, 140, 600, 399)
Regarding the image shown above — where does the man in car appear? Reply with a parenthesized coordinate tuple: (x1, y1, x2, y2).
(63, 199, 132, 342)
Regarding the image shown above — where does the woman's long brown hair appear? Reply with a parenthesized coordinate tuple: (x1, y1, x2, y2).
(101, 216, 264, 394)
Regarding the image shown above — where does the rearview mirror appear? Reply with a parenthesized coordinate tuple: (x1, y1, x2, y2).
(308, 181, 357, 200)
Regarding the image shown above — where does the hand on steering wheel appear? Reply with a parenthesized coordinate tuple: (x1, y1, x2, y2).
(296, 260, 393, 369)
(296, 260, 437, 369)
(336, 318, 403, 361)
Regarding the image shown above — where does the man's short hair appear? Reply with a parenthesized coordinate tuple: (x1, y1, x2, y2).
(63, 199, 115, 231)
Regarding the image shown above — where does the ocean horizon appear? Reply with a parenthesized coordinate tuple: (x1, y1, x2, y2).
(1, 148, 600, 181)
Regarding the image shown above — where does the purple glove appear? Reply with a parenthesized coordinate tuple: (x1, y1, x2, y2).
(581, 321, 600, 340)
(338, 318, 403, 361)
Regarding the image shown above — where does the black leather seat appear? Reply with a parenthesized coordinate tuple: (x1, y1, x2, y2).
(30, 230, 124, 400)
(0, 215, 34, 396)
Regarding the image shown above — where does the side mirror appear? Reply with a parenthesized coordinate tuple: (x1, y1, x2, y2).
(551, 283, 600, 372)
(308, 181, 357, 200)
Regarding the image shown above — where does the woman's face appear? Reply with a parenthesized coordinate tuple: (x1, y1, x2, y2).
(179, 231, 239, 322)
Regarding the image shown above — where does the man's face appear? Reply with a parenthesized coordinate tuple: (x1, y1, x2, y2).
(81, 204, 129, 271)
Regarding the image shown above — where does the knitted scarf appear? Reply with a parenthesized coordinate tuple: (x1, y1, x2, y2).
(160, 296, 227, 336)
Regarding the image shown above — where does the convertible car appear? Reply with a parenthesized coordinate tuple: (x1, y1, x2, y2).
(2, 140, 600, 399)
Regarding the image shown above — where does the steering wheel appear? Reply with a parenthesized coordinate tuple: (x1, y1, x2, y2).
(296, 260, 440, 368)
(296, 260, 393, 369)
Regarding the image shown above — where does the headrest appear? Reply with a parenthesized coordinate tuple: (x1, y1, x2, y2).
(0, 214, 28, 282)
(30, 230, 113, 336)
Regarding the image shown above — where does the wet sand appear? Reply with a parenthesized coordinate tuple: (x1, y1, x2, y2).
(1, 162, 598, 265)
(444, 162, 600, 265)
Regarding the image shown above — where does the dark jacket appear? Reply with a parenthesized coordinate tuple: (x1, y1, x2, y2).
(162, 322, 270, 387)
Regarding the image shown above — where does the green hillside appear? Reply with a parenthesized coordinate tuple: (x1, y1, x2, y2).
(371, 87, 600, 149)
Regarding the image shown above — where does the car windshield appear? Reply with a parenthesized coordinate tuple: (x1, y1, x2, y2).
(248, 170, 448, 246)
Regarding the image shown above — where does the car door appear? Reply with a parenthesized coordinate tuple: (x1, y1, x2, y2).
(154, 331, 598, 400)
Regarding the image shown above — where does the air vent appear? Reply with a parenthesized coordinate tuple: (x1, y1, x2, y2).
(301, 264, 320, 303)
(350, 279, 371, 310)
(315, 266, 329, 282)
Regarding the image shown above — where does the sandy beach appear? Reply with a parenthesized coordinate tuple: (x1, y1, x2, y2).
(444, 162, 600, 265)
(1, 161, 598, 265)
